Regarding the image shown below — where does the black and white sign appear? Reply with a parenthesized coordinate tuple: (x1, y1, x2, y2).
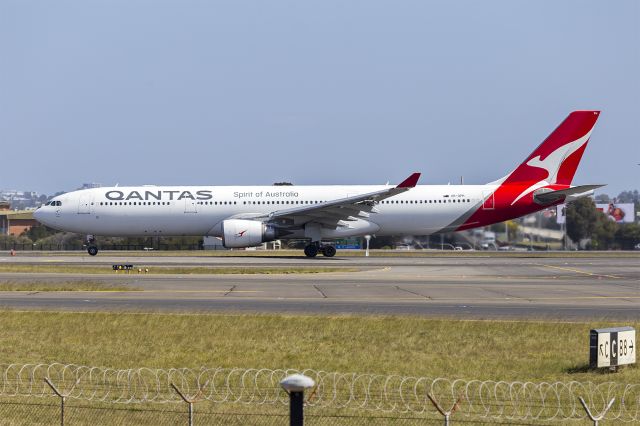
(590, 327, 635, 368)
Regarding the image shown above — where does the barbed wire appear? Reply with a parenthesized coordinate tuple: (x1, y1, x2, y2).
(1, 363, 638, 422)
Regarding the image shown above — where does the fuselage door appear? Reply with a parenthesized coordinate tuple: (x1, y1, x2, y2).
(78, 196, 92, 214)
(184, 198, 198, 214)
(482, 191, 495, 210)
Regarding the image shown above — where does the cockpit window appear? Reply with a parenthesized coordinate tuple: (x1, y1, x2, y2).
(56, 201, 62, 206)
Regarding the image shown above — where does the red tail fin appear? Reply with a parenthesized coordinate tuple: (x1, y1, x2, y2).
(502, 111, 600, 186)
(456, 111, 601, 231)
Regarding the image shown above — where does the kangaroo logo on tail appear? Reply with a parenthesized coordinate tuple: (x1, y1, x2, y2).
(511, 128, 594, 205)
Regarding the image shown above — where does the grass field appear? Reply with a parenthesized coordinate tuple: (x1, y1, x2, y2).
(0, 265, 359, 274)
(0, 310, 637, 383)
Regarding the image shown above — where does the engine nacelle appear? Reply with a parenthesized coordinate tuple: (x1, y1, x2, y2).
(222, 219, 277, 248)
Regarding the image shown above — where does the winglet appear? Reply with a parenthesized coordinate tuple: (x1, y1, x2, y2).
(397, 172, 421, 188)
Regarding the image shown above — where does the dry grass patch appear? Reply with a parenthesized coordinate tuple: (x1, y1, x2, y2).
(0, 280, 136, 291)
(0, 311, 637, 383)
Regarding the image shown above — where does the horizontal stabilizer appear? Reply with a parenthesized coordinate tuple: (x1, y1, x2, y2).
(533, 184, 606, 204)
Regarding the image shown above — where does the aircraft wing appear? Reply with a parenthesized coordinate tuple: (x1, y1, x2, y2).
(533, 184, 606, 204)
(255, 173, 420, 228)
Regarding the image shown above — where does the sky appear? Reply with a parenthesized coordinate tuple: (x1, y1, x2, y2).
(1, 1, 638, 197)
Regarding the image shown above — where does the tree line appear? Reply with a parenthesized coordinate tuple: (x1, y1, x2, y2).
(567, 196, 639, 250)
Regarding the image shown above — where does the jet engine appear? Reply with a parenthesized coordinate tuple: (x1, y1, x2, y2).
(221, 219, 277, 248)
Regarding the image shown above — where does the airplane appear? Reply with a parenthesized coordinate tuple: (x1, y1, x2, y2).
(34, 110, 603, 257)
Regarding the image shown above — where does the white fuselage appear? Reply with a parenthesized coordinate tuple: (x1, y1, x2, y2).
(35, 184, 495, 238)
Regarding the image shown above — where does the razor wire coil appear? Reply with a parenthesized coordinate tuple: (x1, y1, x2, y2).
(0, 363, 638, 422)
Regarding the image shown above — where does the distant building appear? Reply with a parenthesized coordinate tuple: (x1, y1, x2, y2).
(79, 183, 102, 190)
(0, 203, 37, 236)
(0, 190, 38, 202)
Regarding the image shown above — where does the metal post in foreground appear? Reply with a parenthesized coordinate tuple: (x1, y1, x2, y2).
(427, 392, 464, 426)
(44, 377, 65, 426)
(579, 397, 615, 426)
(171, 381, 209, 426)
(364, 235, 371, 257)
(280, 374, 315, 426)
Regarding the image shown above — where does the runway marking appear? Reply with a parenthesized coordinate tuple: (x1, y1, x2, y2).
(533, 263, 623, 279)
(394, 286, 431, 299)
(313, 285, 327, 298)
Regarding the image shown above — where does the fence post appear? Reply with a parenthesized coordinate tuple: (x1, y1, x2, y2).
(44, 377, 65, 426)
(427, 392, 464, 426)
(579, 397, 615, 426)
(171, 381, 209, 426)
(280, 374, 316, 426)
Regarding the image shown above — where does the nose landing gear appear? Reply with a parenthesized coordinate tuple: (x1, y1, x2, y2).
(86, 235, 99, 256)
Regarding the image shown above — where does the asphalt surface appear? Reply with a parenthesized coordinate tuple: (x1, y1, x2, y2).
(0, 253, 639, 319)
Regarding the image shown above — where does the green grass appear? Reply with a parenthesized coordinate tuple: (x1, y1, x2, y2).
(0, 280, 135, 291)
(0, 265, 359, 274)
(0, 311, 637, 383)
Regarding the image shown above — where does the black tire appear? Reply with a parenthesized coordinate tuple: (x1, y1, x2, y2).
(322, 245, 336, 257)
(304, 244, 319, 258)
(88, 246, 99, 256)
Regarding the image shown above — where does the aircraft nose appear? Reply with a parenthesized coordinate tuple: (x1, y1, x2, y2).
(33, 208, 48, 225)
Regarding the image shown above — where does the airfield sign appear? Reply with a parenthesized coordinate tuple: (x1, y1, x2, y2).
(590, 327, 636, 369)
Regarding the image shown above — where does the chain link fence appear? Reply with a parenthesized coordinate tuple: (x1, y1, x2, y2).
(0, 363, 635, 424)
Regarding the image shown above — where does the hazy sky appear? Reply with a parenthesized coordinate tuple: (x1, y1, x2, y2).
(1, 1, 638, 197)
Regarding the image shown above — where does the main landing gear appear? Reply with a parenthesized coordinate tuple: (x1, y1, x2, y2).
(304, 243, 336, 258)
(86, 235, 99, 256)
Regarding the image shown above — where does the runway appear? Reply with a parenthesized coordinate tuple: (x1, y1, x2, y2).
(0, 253, 639, 319)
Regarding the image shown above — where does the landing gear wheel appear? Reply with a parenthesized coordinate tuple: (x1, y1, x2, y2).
(87, 246, 99, 256)
(304, 244, 319, 258)
(322, 245, 336, 257)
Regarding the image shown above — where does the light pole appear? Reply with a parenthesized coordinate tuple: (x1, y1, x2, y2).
(280, 374, 315, 426)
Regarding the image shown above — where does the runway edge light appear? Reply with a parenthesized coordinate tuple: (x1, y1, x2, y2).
(589, 326, 636, 371)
